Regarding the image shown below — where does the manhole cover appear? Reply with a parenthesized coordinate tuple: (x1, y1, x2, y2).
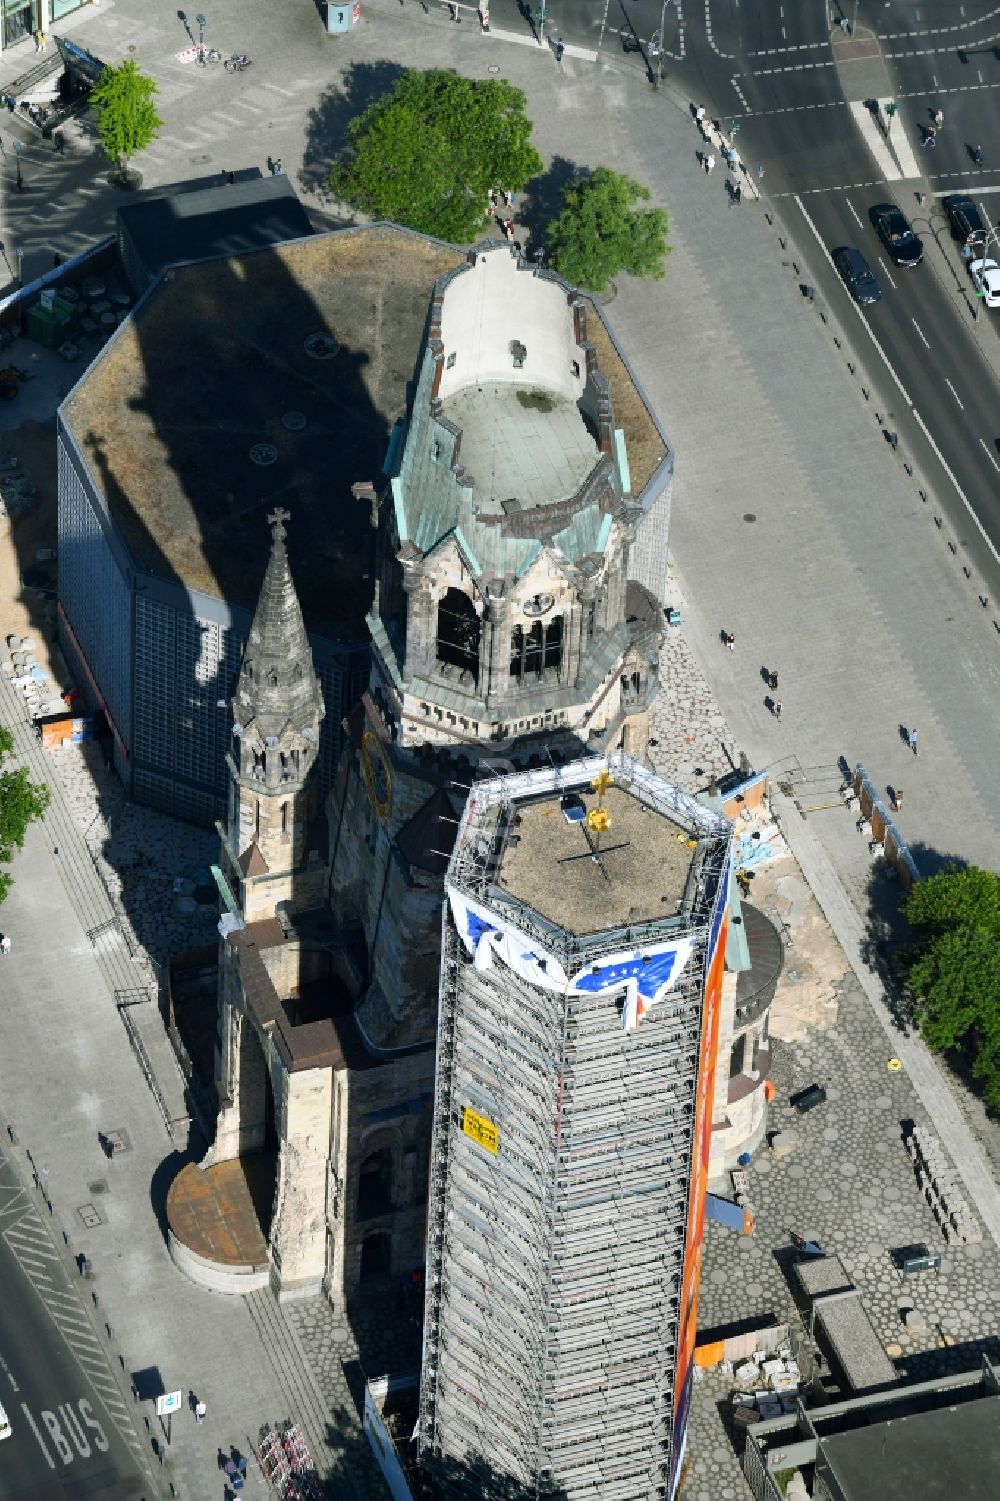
(304, 332, 340, 360)
(78, 1203, 105, 1228)
(282, 410, 306, 431)
(102, 1127, 131, 1155)
(743, 512, 757, 523)
(250, 443, 278, 466)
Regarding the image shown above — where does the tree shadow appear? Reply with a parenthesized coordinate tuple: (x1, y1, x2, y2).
(300, 60, 409, 203)
(519, 154, 581, 254)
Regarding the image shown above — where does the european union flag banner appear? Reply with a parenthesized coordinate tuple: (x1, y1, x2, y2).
(447, 887, 569, 993)
(447, 887, 696, 1026)
(569, 938, 696, 1031)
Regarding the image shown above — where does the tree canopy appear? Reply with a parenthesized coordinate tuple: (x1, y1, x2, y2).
(0, 726, 50, 906)
(329, 69, 542, 243)
(92, 58, 163, 174)
(546, 166, 670, 292)
(902, 865, 1000, 1107)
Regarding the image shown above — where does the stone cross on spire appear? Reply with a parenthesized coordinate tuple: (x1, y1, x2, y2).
(268, 506, 291, 544)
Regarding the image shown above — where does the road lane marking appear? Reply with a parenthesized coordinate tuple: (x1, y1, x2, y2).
(980, 439, 1000, 473)
(911, 317, 931, 348)
(877, 257, 898, 290)
(913, 409, 1000, 565)
(845, 198, 863, 228)
(945, 378, 965, 409)
(794, 196, 912, 403)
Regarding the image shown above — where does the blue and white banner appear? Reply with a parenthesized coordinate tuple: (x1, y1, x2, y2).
(569, 938, 696, 1029)
(448, 888, 569, 993)
(448, 886, 696, 1029)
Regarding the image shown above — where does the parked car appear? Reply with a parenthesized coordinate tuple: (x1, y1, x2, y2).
(0, 1401, 11, 1441)
(943, 193, 989, 248)
(869, 203, 924, 267)
(832, 246, 882, 304)
(969, 257, 1000, 309)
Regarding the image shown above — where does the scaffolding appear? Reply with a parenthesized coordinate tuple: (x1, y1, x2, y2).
(419, 755, 731, 1500)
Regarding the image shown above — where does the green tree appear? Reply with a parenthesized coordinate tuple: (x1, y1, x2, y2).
(329, 69, 542, 243)
(546, 166, 670, 293)
(91, 58, 163, 180)
(902, 865, 1000, 1107)
(0, 726, 50, 906)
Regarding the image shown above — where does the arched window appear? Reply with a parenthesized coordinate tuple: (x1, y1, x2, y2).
(436, 589, 480, 683)
(511, 617, 563, 682)
(357, 1148, 392, 1219)
(360, 1231, 392, 1283)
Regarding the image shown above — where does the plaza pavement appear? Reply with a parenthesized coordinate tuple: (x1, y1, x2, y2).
(2, 4, 1000, 1496)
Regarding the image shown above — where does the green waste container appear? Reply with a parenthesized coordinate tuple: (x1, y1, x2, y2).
(26, 294, 76, 350)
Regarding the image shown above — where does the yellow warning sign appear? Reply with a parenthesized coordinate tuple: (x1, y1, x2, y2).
(462, 1106, 499, 1155)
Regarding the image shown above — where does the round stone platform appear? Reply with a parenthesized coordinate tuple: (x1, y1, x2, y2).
(166, 1157, 274, 1294)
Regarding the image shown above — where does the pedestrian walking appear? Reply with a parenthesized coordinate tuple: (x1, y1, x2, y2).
(554, 36, 565, 63)
(934, 108, 944, 128)
(723, 631, 735, 651)
(734, 182, 742, 205)
(973, 144, 984, 165)
(695, 105, 706, 124)
(768, 671, 778, 691)
(271, 158, 283, 177)
(705, 153, 716, 175)
(194, 1400, 206, 1424)
(908, 727, 918, 756)
(0, 933, 11, 955)
(53, 128, 65, 155)
(34, 31, 46, 54)
(894, 788, 904, 811)
(923, 126, 936, 149)
(773, 700, 782, 719)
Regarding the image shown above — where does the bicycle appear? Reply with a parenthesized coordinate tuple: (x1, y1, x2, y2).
(197, 46, 222, 66)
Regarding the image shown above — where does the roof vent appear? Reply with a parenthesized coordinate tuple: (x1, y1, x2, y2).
(250, 443, 278, 466)
(304, 332, 340, 360)
(282, 410, 306, 432)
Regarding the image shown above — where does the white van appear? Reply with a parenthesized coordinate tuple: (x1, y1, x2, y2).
(0, 1401, 11, 1441)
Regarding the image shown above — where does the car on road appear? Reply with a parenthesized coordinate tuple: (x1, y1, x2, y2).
(869, 203, 924, 267)
(832, 246, 882, 305)
(943, 194, 989, 250)
(969, 257, 1000, 309)
(0, 1400, 10, 1440)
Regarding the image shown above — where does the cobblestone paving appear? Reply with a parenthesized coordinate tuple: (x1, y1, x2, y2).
(46, 738, 220, 964)
(681, 977, 1000, 1501)
(647, 570, 740, 792)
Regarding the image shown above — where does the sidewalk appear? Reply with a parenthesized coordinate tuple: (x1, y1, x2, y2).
(0, 672, 389, 1500)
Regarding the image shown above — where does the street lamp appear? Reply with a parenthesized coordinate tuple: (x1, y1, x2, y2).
(15, 247, 23, 288)
(12, 137, 23, 192)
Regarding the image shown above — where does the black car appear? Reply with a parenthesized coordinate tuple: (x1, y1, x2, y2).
(869, 203, 924, 267)
(832, 246, 882, 305)
(943, 193, 989, 248)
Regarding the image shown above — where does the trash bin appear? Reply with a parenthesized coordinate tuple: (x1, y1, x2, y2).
(790, 1083, 827, 1114)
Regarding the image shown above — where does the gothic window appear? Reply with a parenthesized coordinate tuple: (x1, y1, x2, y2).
(255, 799, 261, 841)
(436, 588, 481, 684)
(587, 601, 596, 638)
(267, 669, 278, 688)
(511, 617, 562, 681)
(281, 802, 289, 835)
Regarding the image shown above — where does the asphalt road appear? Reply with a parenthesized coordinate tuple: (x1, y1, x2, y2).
(0, 1153, 151, 1501)
(665, 0, 1000, 581)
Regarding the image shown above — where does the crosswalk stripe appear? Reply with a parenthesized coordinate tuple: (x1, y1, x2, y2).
(883, 99, 922, 179)
(849, 99, 902, 181)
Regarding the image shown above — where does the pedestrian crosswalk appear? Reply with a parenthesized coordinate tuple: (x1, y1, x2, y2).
(0, 1154, 147, 1465)
(849, 97, 922, 181)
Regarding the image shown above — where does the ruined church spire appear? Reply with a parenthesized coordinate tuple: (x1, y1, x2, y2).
(233, 508, 324, 741)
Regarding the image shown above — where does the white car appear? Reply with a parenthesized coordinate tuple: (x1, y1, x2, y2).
(969, 257, 1000, 309)
(0, 1400, 11, 1441)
